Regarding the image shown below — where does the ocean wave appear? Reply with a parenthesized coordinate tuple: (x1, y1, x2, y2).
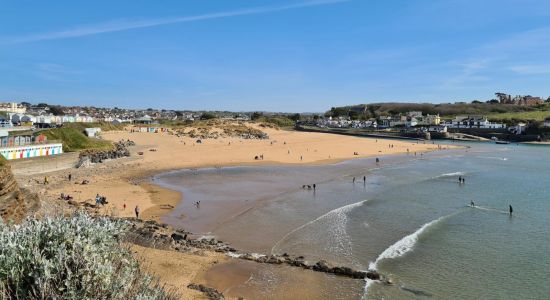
(368, 216, 446, 271)
(363, 278, 375, 299)
(271, 199, 368, 255)
(478, 156, 508, 161)
(225, 252, 266, 259)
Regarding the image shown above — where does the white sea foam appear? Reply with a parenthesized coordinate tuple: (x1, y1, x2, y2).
(271, 200, 368, 255)
(226, 252, 242, 258)
(363, 278, 375, 299)
(368, 216, 445, 271)
(432, 171, 465, 179)
(479, 156, 508, 161)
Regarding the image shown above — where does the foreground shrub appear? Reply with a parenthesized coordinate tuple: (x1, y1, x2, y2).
(0, 213, 175, 299)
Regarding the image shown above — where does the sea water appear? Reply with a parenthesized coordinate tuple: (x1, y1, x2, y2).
(157, 142, 550, 299)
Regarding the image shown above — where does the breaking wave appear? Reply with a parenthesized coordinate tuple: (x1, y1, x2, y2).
(432, 171, 465, 180)
(271, 200, 368, 255)
(368, 216, 446, 271)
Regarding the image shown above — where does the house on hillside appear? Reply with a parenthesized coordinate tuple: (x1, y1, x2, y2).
(134, 115, 153, 125)
(509, 122, 527, 135)
(448, 115, 504, 129)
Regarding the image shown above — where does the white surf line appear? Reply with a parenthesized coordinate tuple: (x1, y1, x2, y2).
(363, 212, 459, 297)
(431, 171, 466, 180)
(368, 216, 445, 271)
(270, 199, 369, 255)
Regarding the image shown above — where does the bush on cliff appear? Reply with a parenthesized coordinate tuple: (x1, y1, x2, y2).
(0, 213, 176, 299)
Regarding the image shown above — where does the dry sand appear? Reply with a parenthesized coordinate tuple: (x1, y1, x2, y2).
(132, 244, 228, 299)
(11, 125, 454, 299)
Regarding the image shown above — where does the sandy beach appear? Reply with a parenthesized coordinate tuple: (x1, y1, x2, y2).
(10, 124, 453, 299)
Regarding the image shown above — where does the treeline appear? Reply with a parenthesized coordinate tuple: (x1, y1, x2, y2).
(250, 112, 299, 127)
(326, 102, 548, 119)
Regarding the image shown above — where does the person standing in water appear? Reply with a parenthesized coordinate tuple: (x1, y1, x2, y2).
(470, 200, 475, 207)
(353, 177, 356, 183)
(509, 205, 513, 215)
(363, 176, 366, 183)
(313, 184, 316, 190)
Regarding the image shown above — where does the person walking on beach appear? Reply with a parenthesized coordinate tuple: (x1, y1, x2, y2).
(509, 205, 513, 215)
(353, 177, 356, 183)
(313, 184, 316, 190)
(135, 206, 140, 219)
(68, 173, 72, 181)
(363, 176, 366, 183)
(44, 176, 49, 185)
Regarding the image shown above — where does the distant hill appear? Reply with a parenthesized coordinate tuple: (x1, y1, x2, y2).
(326, 102, 548, 120)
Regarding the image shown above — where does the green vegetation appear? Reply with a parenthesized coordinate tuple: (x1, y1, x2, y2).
(0, 213, 176, 299)
(251, 112, 295, 128)
(39, 123, 119, 152)
(487, 110, 550, 123)
(61, 122, 125, 132)
(200, 112, 217, 120)
(0, 155, 6, 167)
(327, 102, 542, 120)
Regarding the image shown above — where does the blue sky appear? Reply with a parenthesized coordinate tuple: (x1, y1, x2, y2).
(1, 0, 550, 112)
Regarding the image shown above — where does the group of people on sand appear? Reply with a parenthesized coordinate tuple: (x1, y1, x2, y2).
(458, 176, 466, 184)
(254, 154, 264, 160)
(195, 201, 201, 207)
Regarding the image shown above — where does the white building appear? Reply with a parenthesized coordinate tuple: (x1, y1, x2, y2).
(84, 127, 102, 137)
(447, 116, 504, 129)
(0, 102, 26, 114)
(509, 123, 527, 135)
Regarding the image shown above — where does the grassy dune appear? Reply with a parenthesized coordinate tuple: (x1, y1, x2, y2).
(39, 123, 124, 152)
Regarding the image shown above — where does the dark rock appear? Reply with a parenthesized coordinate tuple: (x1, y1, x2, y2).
(187, 283, 224, 300)
(171, 233, 186, 241)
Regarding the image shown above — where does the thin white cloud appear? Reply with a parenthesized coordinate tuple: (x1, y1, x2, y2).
(3, 0, 350, 44)
(509, 65, 550, 75)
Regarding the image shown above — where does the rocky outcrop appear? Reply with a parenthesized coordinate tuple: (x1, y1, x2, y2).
(123, 218, 384, 282)
(187, 283, 225, 300)
(0, 158, 40, 223)
(77, 140, 133, 167)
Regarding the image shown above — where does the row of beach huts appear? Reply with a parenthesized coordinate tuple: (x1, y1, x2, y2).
(0, 129, 63, 161)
